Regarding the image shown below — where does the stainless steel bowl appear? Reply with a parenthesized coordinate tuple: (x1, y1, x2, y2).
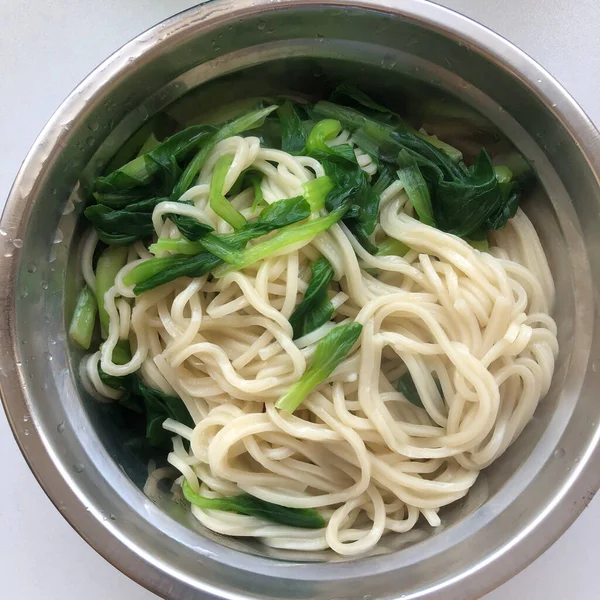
(2, 1, 600, 598)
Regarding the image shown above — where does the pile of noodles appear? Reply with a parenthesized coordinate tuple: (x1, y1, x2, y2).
(81, 132, 558, 556)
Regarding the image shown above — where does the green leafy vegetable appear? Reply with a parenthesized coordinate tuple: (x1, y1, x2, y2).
(414, 130, 463, 162)
(320, 156, 378, 253)
(182, 480, 325, 528)
(396, 150, 435, 227)
(376, 238, 410, 256)
(68, 285, 97, 349)
(289, 256, 335, 339)
(96, 246, 129, 337)
(200, 195, 311, 261)
(395, 371, 424, 408)
(306, 119, 356, 162)
(95, 125, 216, 207)
(467, 238, 489, 252)
(84, 196, 167, 245)
(135, 377, 193, 448)
(99, 368, 193, 449)
(277, 100, 307, 155)
(214, 208, 347, 277)
(275, 322, 363, 413)
(169, 210, 215, 242)
(395, 371, 444, 409)
(302, 176, 334, 212)
(209, 154, 247, 230)
(171, 105, 279, 202)
(130, 252, 223, 295)
(315, 95, 520, 238)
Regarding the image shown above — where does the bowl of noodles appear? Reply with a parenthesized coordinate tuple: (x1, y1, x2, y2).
(2, 0, 600, 598)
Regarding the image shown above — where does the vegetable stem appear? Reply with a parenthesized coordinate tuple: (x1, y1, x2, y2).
(276, 322, 363, 413)
(209, 154, 247, 229)
(96, 246, 129, 338)
(214, 209, 346, 276)
(68, 286, 98, 350)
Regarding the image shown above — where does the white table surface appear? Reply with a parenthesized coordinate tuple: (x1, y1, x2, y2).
(1, 1, 599, 598)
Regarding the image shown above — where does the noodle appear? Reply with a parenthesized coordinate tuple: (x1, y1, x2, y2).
(82, 133, 557, 556)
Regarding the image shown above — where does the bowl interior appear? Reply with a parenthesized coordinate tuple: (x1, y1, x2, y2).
(66, 54, 576, 563)
(3, 2, 599, 599)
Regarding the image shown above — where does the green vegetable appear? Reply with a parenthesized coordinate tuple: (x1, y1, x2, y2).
(376, 238, 410, 256)
(96, 246, 129, 338)
(84, 196, 166, 245)
(414, 130, 463, 163)
(68, 285, 98, 349)
(228, 168, 265, 212)
(95, 125, 216, 207)
(104, 120, 158, 175)
(396, 150, 435, 227)
(249, 172, 265, 211)
(275, 322, 363, 413)
(99, 370, 194, 450)
(431, 149, 510, 237)
(395, 371, 424, 408)
(171, 105, 279, 202)
(209, 154, 247, 230)
(277, 100, 307, 155)
(200, 195, 311, 262)
(131, 252, 222, 295)
(85, 195, 214, 245)
(314, 93, 521, 238)
(135, 377, 193, 448)
(214, 208, 347, 277)
(395, 371, 444, 409)
(134, 196, 311, 292)
(137, 132, 160, 156)
(320, 156, 377, 253)
(306, 119, 356, 162)
(302, 176, 334, 212)
(182, 480, 325, 529)
(168, 210, 215, 242)
(330, 83, 395, 117)
(288, 256, 335, 339)
(467, 238, 489, 252)
(149, 238, 206, 256)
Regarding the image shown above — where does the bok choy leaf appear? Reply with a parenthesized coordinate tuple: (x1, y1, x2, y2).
(182, 480, 325, 529)
(275, 322, 363, 413)
(288, 256, 335, 339)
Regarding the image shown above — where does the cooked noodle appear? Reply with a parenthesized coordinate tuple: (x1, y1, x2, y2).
(83, 134, 557, 556)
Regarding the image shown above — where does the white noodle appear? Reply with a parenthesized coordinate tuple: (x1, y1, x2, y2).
(83, 135, 558, 556)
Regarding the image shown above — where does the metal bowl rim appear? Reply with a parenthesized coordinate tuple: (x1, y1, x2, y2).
(1, 1, 600, 599)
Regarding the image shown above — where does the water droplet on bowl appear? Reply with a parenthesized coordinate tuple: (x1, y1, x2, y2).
(23, 415, 30, 423)
(57, 422, 65, 434)
(74, 463, 85, 473)
(4, 250, 13, 258)
(554, 447, 566, 459)
(26, 262, 37, 273)
(44, 352, 53, 362)
(62, 200, 75, 215)
(24, 429, 30, 436)
(0, 229, 7, 236)
(381, 54, 396, 69)
(12, 238, 23, 248)
(53, 230, 64, 244)
(41, 281, 49, 290)
(109, 514, 116, 521)
(19, 289, 28, 299)
(257, 20, 266, 30)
